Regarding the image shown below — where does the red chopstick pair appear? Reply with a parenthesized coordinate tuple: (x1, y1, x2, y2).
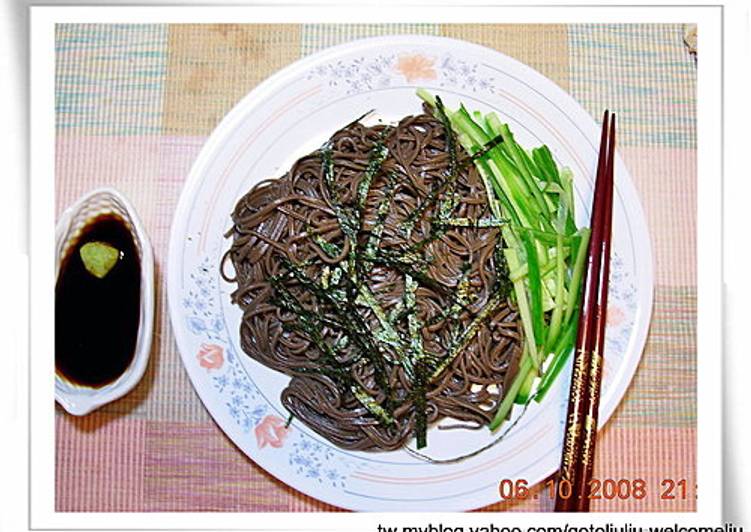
(554, 111, 616, 512)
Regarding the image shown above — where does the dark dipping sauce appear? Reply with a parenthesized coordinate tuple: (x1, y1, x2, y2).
(56, 214, 141, 388)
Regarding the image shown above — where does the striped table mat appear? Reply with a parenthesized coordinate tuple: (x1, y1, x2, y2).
(55, 23, 697, 512)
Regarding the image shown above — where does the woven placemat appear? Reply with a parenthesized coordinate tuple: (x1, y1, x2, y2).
(55, 23, 697, 512)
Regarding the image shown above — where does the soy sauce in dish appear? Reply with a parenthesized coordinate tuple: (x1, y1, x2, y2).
(56, 214, 141, 388)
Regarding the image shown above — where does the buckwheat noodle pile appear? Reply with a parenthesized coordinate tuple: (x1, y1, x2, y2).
(222, 107, 523, 452)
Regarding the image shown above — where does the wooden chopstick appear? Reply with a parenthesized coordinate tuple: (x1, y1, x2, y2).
(576, 114, 616, 511)
(554, 110, 611, 511)
(554, 111, 616, 512)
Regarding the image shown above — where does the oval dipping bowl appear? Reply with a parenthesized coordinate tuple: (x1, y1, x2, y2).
(55, 187, 155, 416)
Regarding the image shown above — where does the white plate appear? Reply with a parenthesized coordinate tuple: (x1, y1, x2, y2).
(167, 35, 653, 512)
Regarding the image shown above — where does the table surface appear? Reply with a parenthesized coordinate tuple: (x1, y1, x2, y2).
(55, 23, 697, 512)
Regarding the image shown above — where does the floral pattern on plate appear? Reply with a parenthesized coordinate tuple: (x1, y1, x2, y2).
(306, 51, 497, 95)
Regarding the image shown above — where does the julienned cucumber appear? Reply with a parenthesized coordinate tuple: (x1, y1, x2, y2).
(417, 89, 589, 431)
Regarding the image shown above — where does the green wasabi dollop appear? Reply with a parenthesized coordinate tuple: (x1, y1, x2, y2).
(80, 241, 120, 279)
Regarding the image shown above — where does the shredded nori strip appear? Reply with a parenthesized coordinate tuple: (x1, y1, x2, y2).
(270, 278, 395, 424)
(400, 97, 459, 237)
(276, 257, 394, 396)
(364, 172, 398, 263)
(357, 132, 391, 210)
(412, 360, 429, 448)
(436, 217, 507, 228)
(429, 291, 505, 381)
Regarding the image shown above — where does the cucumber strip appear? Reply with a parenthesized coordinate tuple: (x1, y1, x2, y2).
(535, 315, 579, 402)
(544, 233, 567, 353)
(489, 351, 533, 431)
(564, 228, 591, 325)
(486, 114, 552, 223)
(514, 368, 538, 404)
(510, 245, 571, 282)
(504, 246, 540, 369)
(532, 145, 561, 185)
(520, 230, 545, 349)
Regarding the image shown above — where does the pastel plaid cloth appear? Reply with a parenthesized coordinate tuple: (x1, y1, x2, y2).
(55, 23, 697, 512)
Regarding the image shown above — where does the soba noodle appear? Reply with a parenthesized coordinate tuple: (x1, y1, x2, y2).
(222, 109, 522, 451)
